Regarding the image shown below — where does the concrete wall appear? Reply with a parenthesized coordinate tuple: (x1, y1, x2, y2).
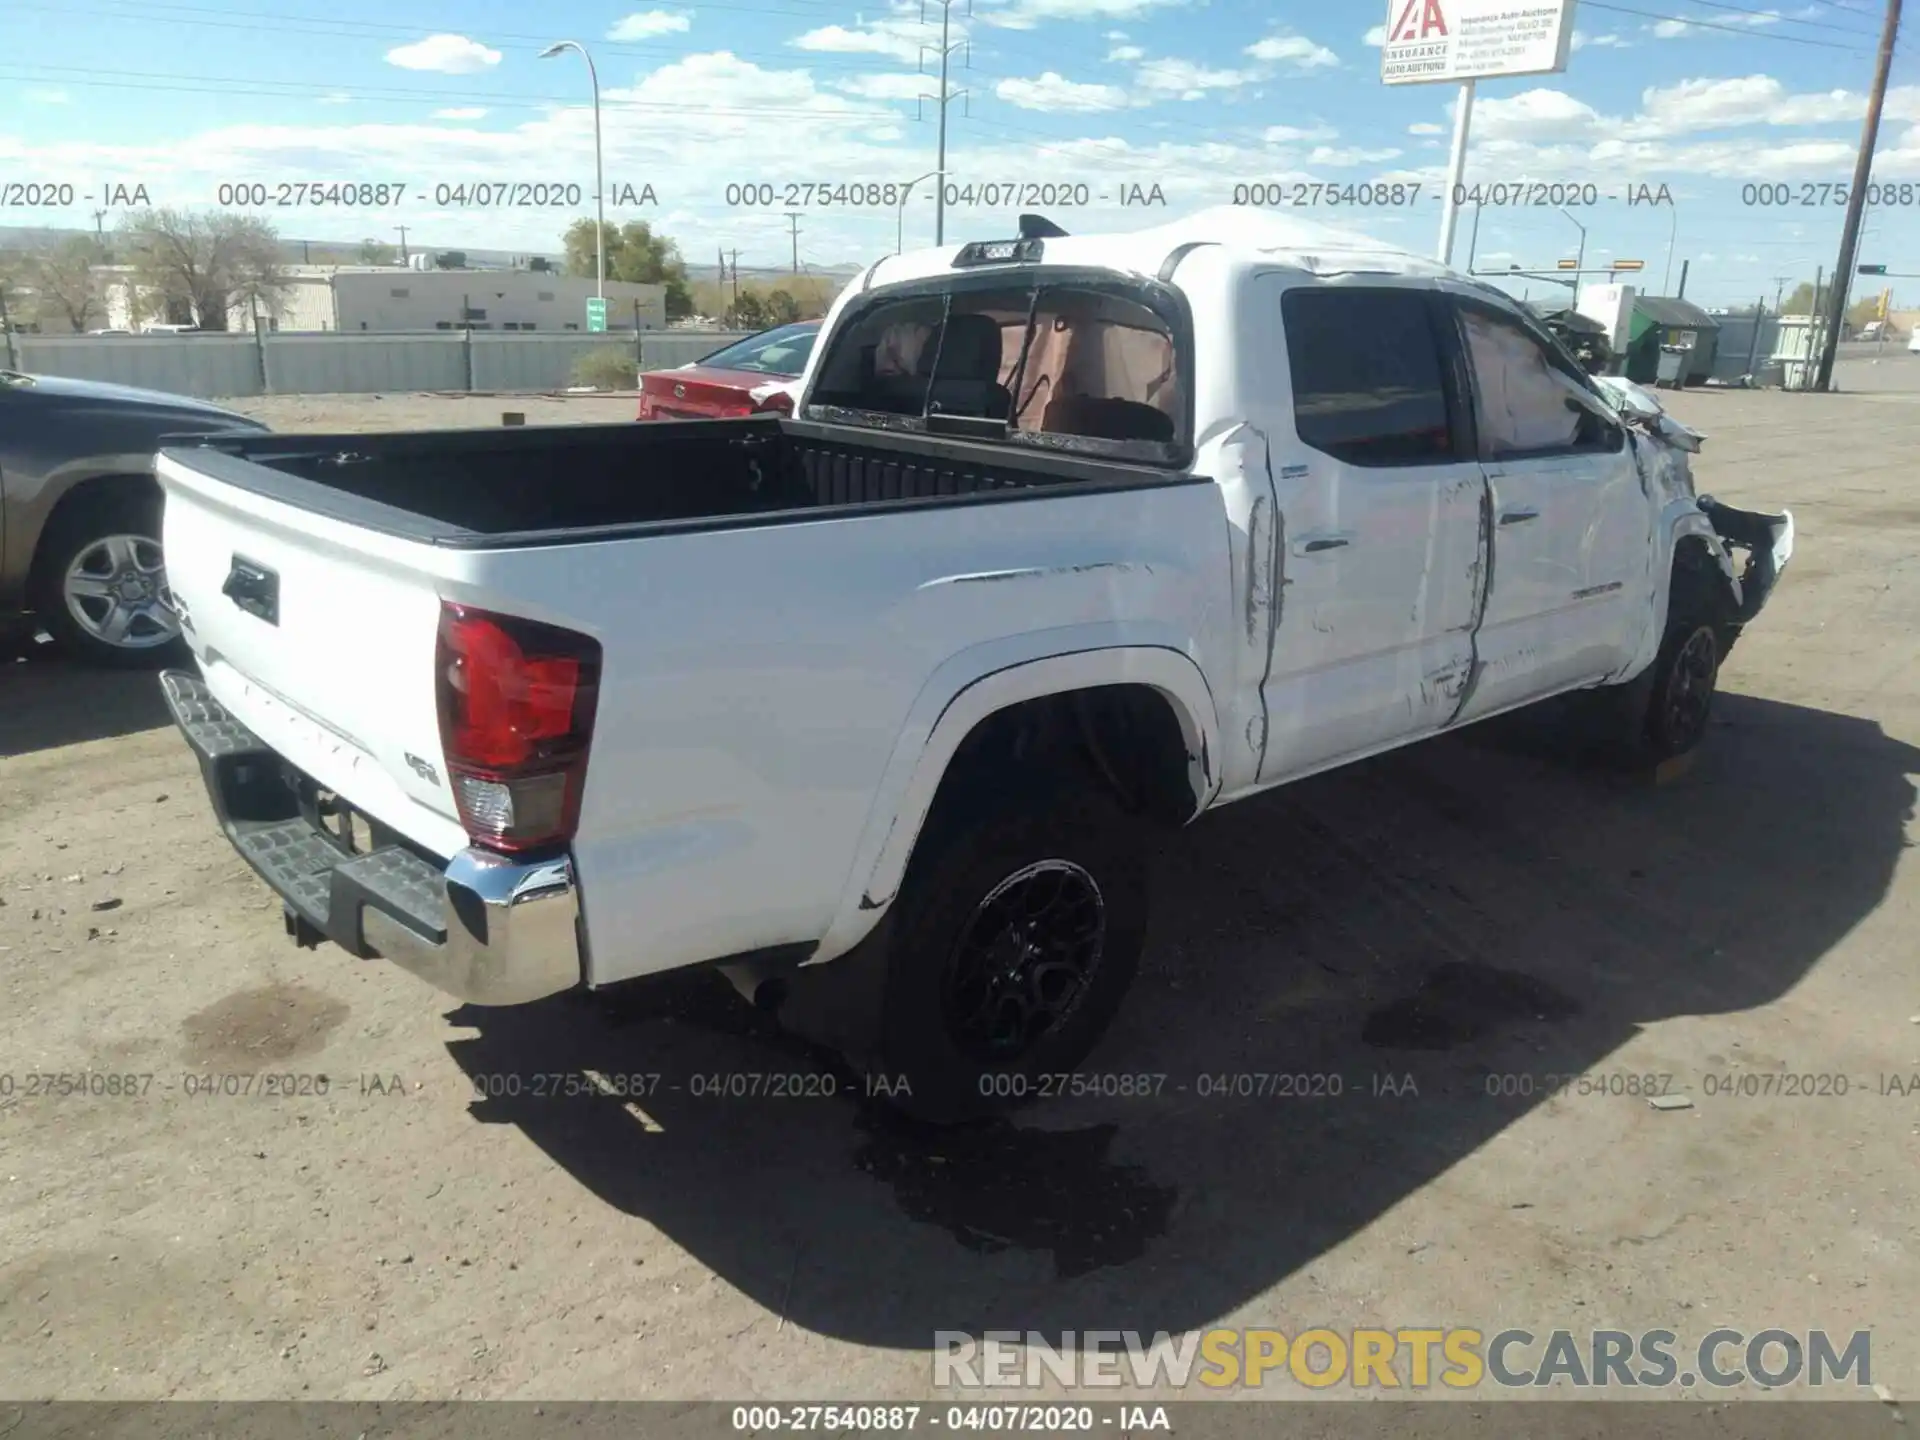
(3, 330, 750, 398)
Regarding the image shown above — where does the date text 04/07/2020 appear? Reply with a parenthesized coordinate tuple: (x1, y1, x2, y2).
(720, 181, 1169, 209)
(199, 181, 660, 208)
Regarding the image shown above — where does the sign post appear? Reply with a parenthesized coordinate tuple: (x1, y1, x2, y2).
(1381, 0, 1578, 266)
(585, 296, 608, 333)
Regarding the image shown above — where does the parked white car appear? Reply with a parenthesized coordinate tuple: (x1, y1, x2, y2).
(152, 207, 1794, 1121)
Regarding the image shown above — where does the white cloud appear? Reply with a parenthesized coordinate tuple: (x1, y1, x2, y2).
(1134, 57, 1258, 97)
(1364, 24, 1386, 46)
(835, 74, 933, 101)
(791, 19, 935, 64)
(979, 0, 1188, 31)
(1107, 43, 1145, 61)
(24, 87, 70, 104)
(385, 33, 503, 74)
(433, 107, 488, 120)
(319, 93, 353, 105)
(995, 71, 1130, 111)
(1308, 145, 1403, 167)
(1408, 121, 1444, 136)
(608, 10, 692, 41)
(1264, 123, 1338, 143)
(1105, 28, 1127, 38)
(1651, 19, 1691, 37)
(1245, 33, 1339, 68)
(1473, 88, 1606, 142)
(1576, 30, 1630, 48)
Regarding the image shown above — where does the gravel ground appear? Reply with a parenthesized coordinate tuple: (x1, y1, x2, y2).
(1, 382, 1917, 1406)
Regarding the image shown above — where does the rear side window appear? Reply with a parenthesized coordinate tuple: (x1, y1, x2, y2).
(806, 279, 1188, 463)
(698, 322, 820, 375)
(1282, 288, 1454, 466)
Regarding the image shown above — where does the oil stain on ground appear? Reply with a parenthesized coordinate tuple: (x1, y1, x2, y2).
(180, 982, 349, 1068)
(853, 1109, 1178, 1279)
(1362, 960, 1582, 1051)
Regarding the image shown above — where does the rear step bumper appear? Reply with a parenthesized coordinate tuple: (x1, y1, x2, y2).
(158, 669, 583, 1007)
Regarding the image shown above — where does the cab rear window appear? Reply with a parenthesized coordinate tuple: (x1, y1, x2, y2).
(806, 279, 1190, 465)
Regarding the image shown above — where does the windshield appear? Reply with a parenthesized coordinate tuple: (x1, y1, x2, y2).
(805, 277, 1188, 465)
(695, 322, 820, 375)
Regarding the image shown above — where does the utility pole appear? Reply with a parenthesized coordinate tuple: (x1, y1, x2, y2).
(784, 213, 801, 273)
(725, 249, 741, 310)
(395, 225, 410, 264)
(918, 0, 971, 246)
(1815, 0, 1903, 391)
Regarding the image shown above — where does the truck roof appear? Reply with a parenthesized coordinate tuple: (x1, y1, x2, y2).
(864, 204, 1459, 291)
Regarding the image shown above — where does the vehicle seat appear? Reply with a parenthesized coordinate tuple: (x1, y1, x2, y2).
(924, 313, 1013, 421)
(1041, 394, 1175, 443)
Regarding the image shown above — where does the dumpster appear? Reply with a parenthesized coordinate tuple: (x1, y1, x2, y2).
(1656, 345, 1687, 388)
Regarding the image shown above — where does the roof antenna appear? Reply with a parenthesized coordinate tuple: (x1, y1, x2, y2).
(1019, 213, 1069, 240)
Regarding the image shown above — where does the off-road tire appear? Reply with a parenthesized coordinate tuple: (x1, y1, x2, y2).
(853, 771, 1152, 1125)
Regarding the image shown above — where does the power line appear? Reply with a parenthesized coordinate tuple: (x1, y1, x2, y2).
(1580, 1, 1880, 48)
(1665, 0, 1884, 35)
(0, 66, 894, 122)
(2, 3, 894, 78)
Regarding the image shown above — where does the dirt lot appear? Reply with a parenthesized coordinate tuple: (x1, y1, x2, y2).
(2, 383, 1917, 1405)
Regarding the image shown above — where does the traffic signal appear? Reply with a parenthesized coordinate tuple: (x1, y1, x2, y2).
(1859, 264, 1888, 275)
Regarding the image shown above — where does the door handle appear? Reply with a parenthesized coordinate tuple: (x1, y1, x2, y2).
(1499, 509, 1540, 526)
(1292, 535, 1353, 555)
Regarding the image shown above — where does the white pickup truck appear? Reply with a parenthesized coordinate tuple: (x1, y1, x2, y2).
(154, 208, 1793, 1121)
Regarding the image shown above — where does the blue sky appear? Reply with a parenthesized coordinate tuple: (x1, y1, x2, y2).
(2, 0, 1916, 307)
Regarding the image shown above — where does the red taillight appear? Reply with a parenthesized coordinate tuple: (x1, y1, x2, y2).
(754, 390, 795, 415)
(435, 602, 601, 855)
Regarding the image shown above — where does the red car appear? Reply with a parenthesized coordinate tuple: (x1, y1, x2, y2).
(636, 320, 822, 421)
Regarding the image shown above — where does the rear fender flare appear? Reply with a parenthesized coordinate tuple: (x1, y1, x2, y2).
(807, 631, 1223, 966)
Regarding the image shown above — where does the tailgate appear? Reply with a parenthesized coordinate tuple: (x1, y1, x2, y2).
(157, 449, 470, 860)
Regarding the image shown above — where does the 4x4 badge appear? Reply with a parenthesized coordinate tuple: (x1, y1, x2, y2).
(405, 753, 440, 785)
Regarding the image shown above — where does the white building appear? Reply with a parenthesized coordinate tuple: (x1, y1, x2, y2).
(94, 265, 666, 334)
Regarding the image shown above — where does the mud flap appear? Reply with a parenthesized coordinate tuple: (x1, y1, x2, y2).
(1698, 496, 1795, 625)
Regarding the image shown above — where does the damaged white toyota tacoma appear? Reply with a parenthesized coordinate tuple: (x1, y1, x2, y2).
(153, 207, 1793, 1121)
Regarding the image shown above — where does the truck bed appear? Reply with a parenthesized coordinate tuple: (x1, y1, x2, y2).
(173, 415, 1180, 547)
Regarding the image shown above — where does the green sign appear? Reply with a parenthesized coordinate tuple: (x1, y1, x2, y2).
(585, 296, 607, 333)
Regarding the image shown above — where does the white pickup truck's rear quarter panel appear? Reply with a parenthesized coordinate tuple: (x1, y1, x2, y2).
(460, 482, 1230, 983)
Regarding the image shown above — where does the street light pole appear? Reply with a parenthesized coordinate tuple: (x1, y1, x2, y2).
(1660, 204, 1680, 294)
(540, 40, 605, 300)
(1560, 206, 1587, 292)
(897, 171, 940, 254)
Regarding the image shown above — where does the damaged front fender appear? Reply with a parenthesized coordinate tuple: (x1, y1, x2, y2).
(1698, 494, 1796, 624)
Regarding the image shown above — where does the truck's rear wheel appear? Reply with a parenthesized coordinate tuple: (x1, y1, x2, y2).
(862, 776, 1151, 1125)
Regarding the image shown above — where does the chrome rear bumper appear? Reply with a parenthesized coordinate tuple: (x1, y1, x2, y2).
(159, 668, 583, 1007)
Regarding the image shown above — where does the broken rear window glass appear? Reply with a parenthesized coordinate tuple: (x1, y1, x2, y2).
(806, 280, 1188, 464)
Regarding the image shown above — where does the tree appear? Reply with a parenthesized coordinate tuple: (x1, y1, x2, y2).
(1847, 294, 1885, 328)
(27, 236, 107, 331)
(727, 290, 767, 329)
(118, 209, 289, 332)
(561, 218, 693, 319)
(763, 287, 801, 325)
(358, 238, 396, 266)
(1781, 282, 1819, 315)
(433, 251, 467, 270)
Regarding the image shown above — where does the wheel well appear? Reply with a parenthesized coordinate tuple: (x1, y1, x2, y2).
(1670, 534, 1738, 628)
(930, 684, 1202, 833)
(28, 473, 158, 590)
